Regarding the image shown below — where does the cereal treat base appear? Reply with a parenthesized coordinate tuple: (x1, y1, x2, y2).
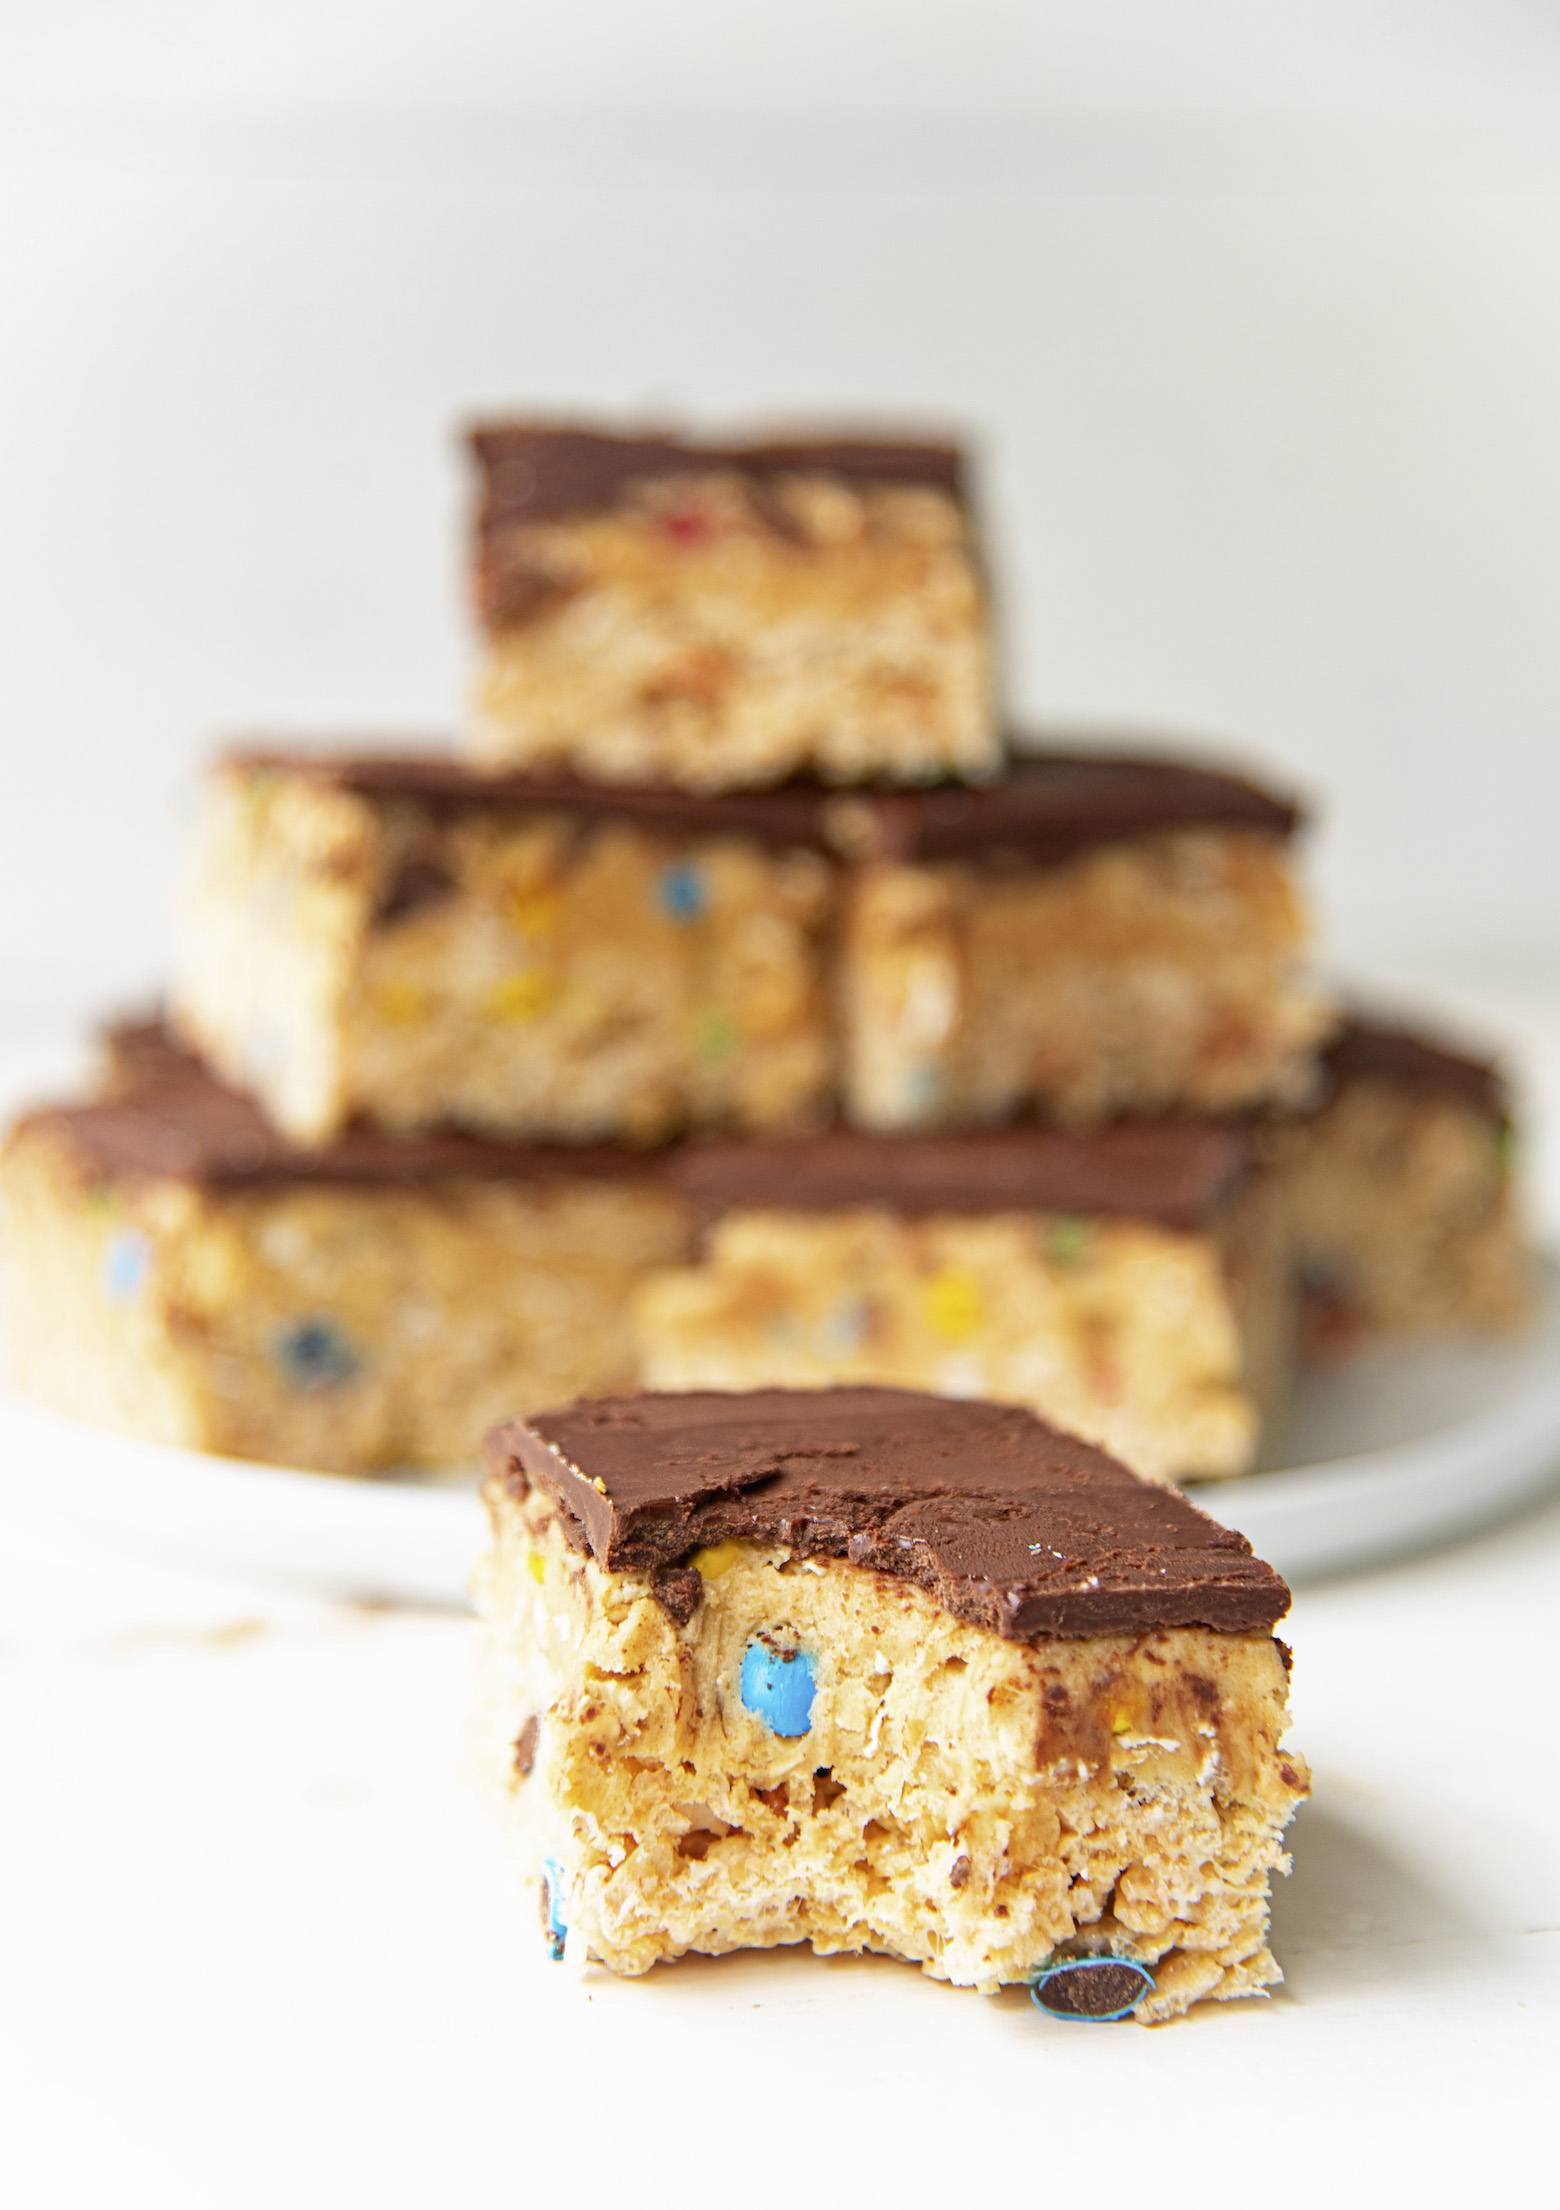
(844, 827, 1333, 1129)
(633, 1207, 1266, 1486)
(469, 436, 996, 792)
(478, 1484, 1305, 2018)
(478, 1388, 1308, 2022)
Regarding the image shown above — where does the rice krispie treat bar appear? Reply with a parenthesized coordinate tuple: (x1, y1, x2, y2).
(477, 1387, 1308, 2020)
(0, 1032, 689, 1473)
(467, 424, 996, 791)
(838, 754, 1333, 1129)
(633, 1122, 1291, 1486)
(172, 748, 1329, 1146)
(172, 752, 836, 1146)
(1280, 1018, 1532, 1353)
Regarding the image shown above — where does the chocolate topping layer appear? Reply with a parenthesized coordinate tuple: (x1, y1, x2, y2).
(469, 424, 968, 532)
(233, 748, 841, 851)
(24, 1026, 665, 1191)
(672, 1123, 1253, 1231)
(50, 1026, 1256, 1226)
(823, 755, 1300, 861)
(487, 1387, 1291, 1642)
(1325, 1018, 1508, 1121)
(228, 749, 1302, 863)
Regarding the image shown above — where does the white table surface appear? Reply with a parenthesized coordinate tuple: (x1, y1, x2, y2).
(5, 964, 1560, 2208)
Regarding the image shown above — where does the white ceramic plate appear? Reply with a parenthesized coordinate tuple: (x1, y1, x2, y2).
(3, 1266, 1559, 1606)
(1190, 1259, 1560, 1576)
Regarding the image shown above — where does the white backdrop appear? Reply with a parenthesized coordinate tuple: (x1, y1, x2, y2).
(3, 2, 1559, 1021)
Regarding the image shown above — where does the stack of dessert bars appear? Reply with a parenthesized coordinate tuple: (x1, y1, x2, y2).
(1, 423, 1531, 1481)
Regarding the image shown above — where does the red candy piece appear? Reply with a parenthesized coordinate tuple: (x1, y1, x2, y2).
(660, 508, 713, 547)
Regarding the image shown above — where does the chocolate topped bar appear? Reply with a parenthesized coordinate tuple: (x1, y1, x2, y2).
(487, 1387, 1291, 1641)
(465, 425, 995, 790)
(470, 423, 968, 536)
(226, 749, 1301, 869)
(670, 1122, 1255, 1232)
(1324, 1017, 1509, 1122)
(1281, 1014, 1529, 1351)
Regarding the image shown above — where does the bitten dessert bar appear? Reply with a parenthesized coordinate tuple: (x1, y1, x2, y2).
(1, 1029, 1287, 1482)
(477, 1387, 1309, 2020)
(631, 1121, 1291, 1486)
(1280, 1017, 1532, 1352)
(171, 749, 1330, 1145)
(466, 424, 997, 792)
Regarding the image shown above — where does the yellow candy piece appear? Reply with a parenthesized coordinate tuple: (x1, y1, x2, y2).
(527, 1552, 546, 1585)
(373, 980, 431, 1026)
(1111, 1711, 1132, 1735)
(509, 886, 560, 940)
(489, 971, 557, 1023)
(920, 1264, 982, 1342)
(691, 1540, 746, 1581)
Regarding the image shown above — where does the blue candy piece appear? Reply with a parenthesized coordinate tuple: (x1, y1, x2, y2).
(101, 1229, 152, 1304)
(813, 1295, 868, 1357)
(539, 1857, 568, 1961)
(273, 1317, 358, 1391)
(902, 1064, 946, 1116)
(1030, 1955, 1155, 2022)
(740, 1639, 817, 1737)
(657, 863, 707, 922)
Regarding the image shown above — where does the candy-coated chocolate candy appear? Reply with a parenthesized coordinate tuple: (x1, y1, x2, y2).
(813, 1295, 869, 1355)
(657, 863, 707, 922)
(487, 970, 557, 1023)
(919, 1264, 982, 1342)
(740, 1639, 816, 1737)
(1030, 1956, 1154, 2022)
(540, 1857, 568, 1960)
(693, 1008, 737, 1061)
(1045, 1216, 1093, 1268)
(101, 1229, 152, 1304)
(691, 1540, 745, 1581)
(659, 506, 715, 547)
(273, 1317, 358, 1390)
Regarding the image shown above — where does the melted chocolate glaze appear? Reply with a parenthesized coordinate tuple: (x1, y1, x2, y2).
(226, 748, 1301, 863)
(232, 748, 841, 849)
(671, 1123, 1253, 1231)
(27, 1025, 666, 1190)
(46, 1026, 1253, 1228)
(487, 1387, 1291, 1642)
(823, 755, 1300, 860)
(468, 423, 969, 532)
(1326, 1018, 1508, 1121)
